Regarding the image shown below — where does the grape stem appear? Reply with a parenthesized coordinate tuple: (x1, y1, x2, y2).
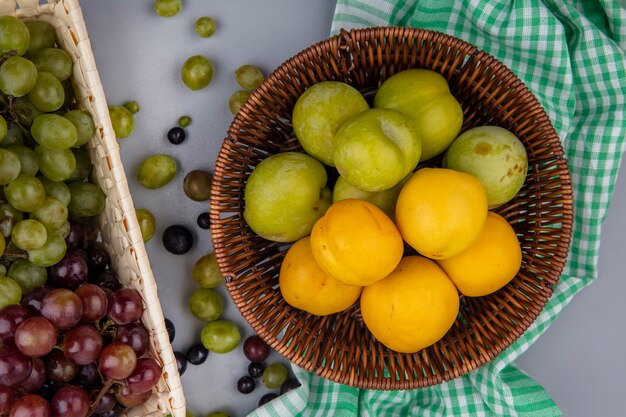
(86, 378, 115, 417)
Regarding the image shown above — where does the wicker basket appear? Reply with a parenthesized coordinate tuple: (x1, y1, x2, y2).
(210, 27, 574, 390)
(1, 0, 185, 415)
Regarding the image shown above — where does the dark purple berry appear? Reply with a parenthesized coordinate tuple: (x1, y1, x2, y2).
(196, 212, 211, 229)
(280, 377, 301, 394)
(237, 376, 255, 394)
(186, 343, 208, 365)
(258, 392, 278, 407)
(174, 351, 187, 376)
(248, 362, 264, 378)
(167, 127, 186, 145)
(162, 225, 194, 255)
(243, 335, 270, 362)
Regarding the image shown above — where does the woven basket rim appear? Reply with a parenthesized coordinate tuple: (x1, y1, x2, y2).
(210, 26, 574, 390)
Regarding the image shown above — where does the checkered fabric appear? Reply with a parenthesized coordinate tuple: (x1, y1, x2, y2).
(248, 1, 626, 415)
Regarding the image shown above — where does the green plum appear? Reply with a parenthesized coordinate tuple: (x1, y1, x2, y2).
(332, 174, 409, 220)
(244, 152, 332, 242)
(292, 81, 368, 166)
(374, 69, 463, 161)
(443, 125, 528, 208)
(333, 108, 421, 192)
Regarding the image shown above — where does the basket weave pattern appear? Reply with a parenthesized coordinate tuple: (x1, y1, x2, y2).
(210, 27, 574, 390)
(1, 0, 185, 414)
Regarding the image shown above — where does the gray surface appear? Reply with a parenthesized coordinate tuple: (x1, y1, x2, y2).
(78, 1, 626, 416)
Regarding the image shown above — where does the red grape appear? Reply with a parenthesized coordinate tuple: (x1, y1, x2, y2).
(243, 335, 270, 362)
(115, 384, 151, 408)
(45, 349, 78, 384)
(75, 284, 108, 322)
(21, 286, 52, 315)
(15, 317, 57, 357)
(41, 289, 83, 330)
(0, 384, 14, 414)
(50, 385, 89, 417)
(63, 324, 103, 365)
(0, 345, 33, 387)
(20, 357, 47, 393)
(72, 363, 100, 388)
(86, 246, 109, 272)
(9, 394, 50, 417)
(0, 305, 31, 343)
(107, 288, 143, 325)
(114, 323, 150, 357)
(90, 270, 121, 293)
(98, 342, 137, 380)
(125, 357, 162, 394)
(49, 249, 89, 290)
(90, 388, 116, 414)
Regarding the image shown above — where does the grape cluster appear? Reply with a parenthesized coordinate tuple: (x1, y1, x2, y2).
(0, 16, 163, 417)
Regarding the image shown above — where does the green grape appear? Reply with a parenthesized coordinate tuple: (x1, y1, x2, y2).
(136, 154, 177, 189)
(27, 232, 66, 267)
(67, 147, 92, 182)
(35, 145, 76, 182)
(14, 96, 43, 126)
(25, 21, 57, 56)
(11, 219, 47, 250)
(192, 253, 224, 289)
(0, 16, 30, 56)
(30, 197, 68, 230)
(108, 105, 135, 139)
(31, 47, 73, 81)
(228, 90, 250, 115)
(64, 110, 95, 147)
(0, 125, 24, 148)
(135, 208, 155, 242)
(0, 203, 23, 237)
(27, 71, 65, 112)
(7, 258, 47, 293)
(0, 115, 7, 141)
(52, 219, 70, 238)
(189, 288, 223, 322)
(123, 100, 140, 114)
(262, 363, 289, 389)
(194, 17, 216, 38)
(0, 148, 21, 185)
(7, 145, 38, 176)
(181, 55, 213, 90)
(0, 55, 38, 97)
(4, 175, 46, 212)
(0, 276, 22, 309)
(153, 0, 182, 17)
(38, 176, 71, 205)
(0, 233, 4, 256)
(177, 115, 191, 127)
(200, 320, 241, 353)
(67, 182, 106, 217)
(235, 65, 264, 91)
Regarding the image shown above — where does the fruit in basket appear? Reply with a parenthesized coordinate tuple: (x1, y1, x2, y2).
(25, 21, 56, 56)
(374, 69, 463, 161)
(310, 199, 403, 286)
(361, 256, 459, 353)
(332, 174, 407, 220)
(443, 125, 528, 208)
(28, 71, 65, 112)
(437, 212, 522, 296)
(182, 55, 213, 90)
(395, 168, 488, 260)
(244, 152, 332, 242)
(0, 56, 37, 97)
(279, 236, 362, 316)
(0, 16, 30, 56)
(292, 81, 369, 166)
(334, 108, 422, 192)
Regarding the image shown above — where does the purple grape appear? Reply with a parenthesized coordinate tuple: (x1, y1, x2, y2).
(90, 389, 116, 414)
(0, 305, 31, 343)
(65, 219, 85, 250)
(115, 384, 151, 408)
(14, 316, 57, 358)
(237, 375, 255, 394)
(107, 288, 143, 325)
(125, 357, 162, 394)
(41, 288, 83, 330)
(243, 335, 270, 362)
(185, 343, 208, 365)
(0, 344, 33, 387)
(49, 249, 89, 290)
(63, 324, 103, 365)
(20, 356, 47, 393)
(75, 284, 108, 322)
(86, 246, 109, 272)
(248, 362, 264, 378)
(72, 363, 100, 389)
(8, 394, 50, 417)
(114, 323, 150, 357)
(90, 270, 121, 293)
(21, 286, 52, 315)
(45, 349, 78, 383)
(51, 385, 89, 417)
(258, 392, 278, 407)
(0, 384, 14, 414)
(98, 342, 137, 380)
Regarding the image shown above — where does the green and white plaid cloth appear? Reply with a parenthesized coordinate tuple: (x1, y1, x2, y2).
(249, 1, 626, 416)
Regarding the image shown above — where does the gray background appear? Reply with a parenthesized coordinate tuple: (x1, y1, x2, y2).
(78, 1, 626, 416)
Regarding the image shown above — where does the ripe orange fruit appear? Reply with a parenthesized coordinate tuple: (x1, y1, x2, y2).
(279, 236, 362, 316)
(360, 256, 460, 353)
(395, 167, 488, 260)
(310, 199, 404, 286)
(437, 212, 522, 296)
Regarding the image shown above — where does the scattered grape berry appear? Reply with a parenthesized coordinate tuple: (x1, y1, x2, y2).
(280, 377, 302, 394)
(164, 317, 175, 342)
(258, 392, 278, 407)
(237, 376, 256, 394)
(196, 212, 211, 229)
(248, 362, 265, 378)
(174, 351, 187, 376)
(243, 335, 270, 362)
(186, 342, 209, 365)
(167, 126, 186, 144)
(162, 224, 194, 255)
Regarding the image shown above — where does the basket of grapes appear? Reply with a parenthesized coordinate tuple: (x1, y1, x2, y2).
(0, 0, 184, 416)
(210, 27, 574, 390)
